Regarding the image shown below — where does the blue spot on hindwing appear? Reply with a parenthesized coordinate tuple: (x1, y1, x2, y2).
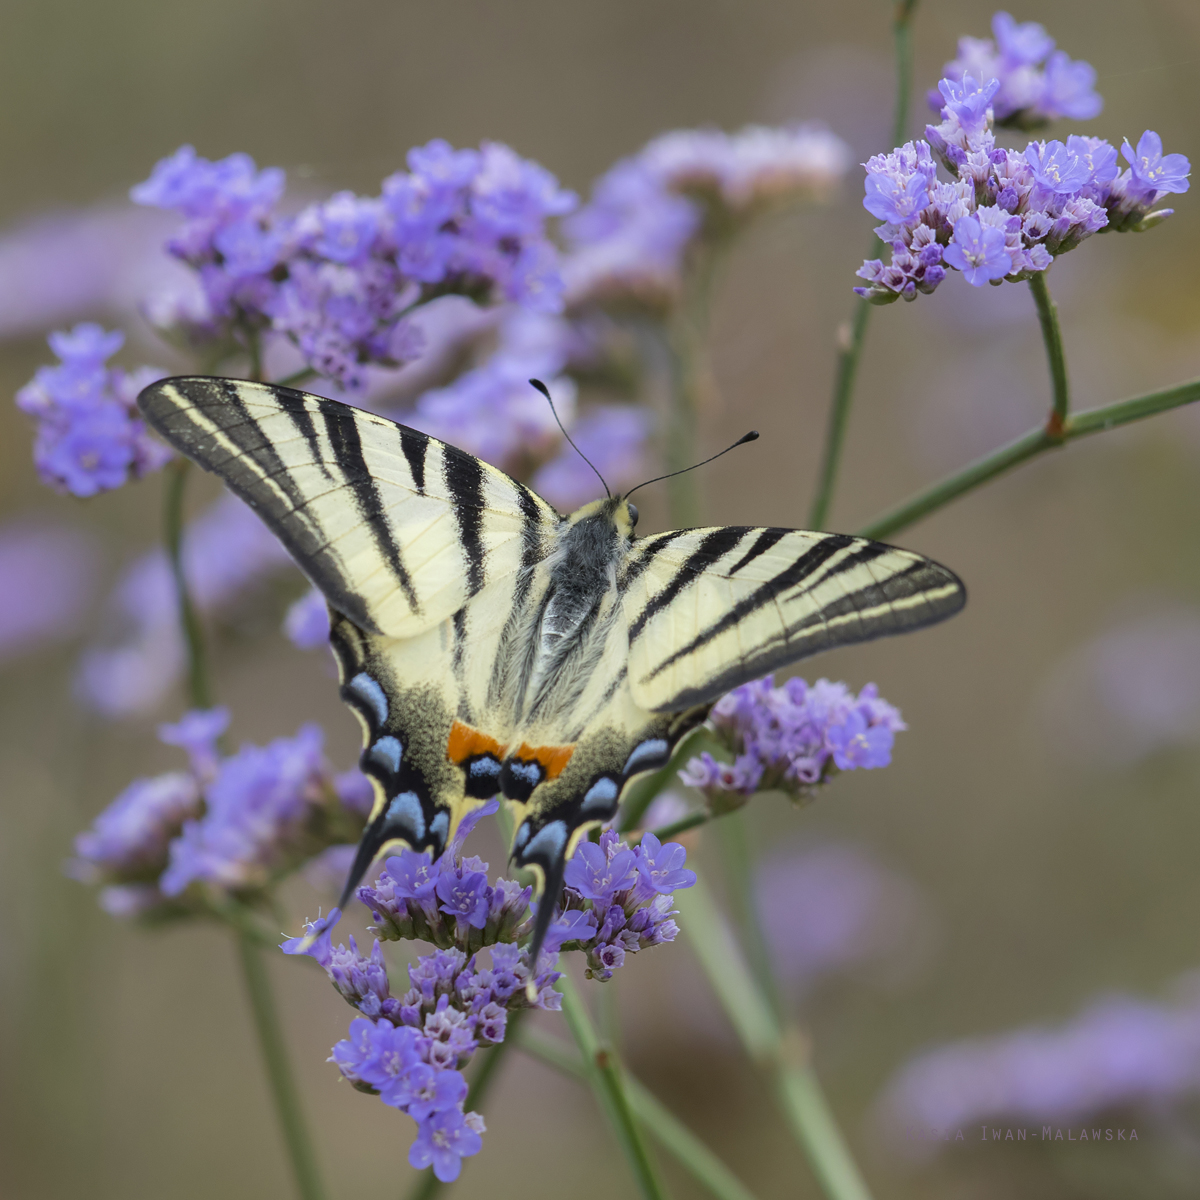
(369, 736, 402, 774)
(623, 738, 669, 776)
(580, 776, 620, 814)
(385, 791, 425, 841)
(524, 820, 567, 863)
(347, 672, 388, 727)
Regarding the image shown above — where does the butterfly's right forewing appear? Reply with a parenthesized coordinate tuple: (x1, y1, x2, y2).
(621, 526, 965, 711)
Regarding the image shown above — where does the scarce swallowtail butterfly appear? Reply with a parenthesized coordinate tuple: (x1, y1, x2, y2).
(138, 376, 966, 971)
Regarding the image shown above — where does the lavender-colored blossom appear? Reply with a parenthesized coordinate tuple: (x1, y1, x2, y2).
(564, 841, 637, 905)
(160, 722, 330, 895)
(157, 707, 229, 781)
(409, 1107, 484, 1183)
(877, 978, 1200, 1154)
(942, 215, 1013, 285)
(281, 908, 343, 966)
(284, 587, 330, 649)
(68, 770, 201, 885)
(937, 13, 1102, 128)
(633, 833, 696, 896)
(436, 868, 491, 930)
(1023, 139, 1092, 195)
(1122, 130, 1192, 198)
(863, 171, 933, 227)
(0, 521, 98, 665)
(16, 324, 170, 497)
(937, 74, 1001, 139)
(683, 675, 905, 801)
(756, 844, 930, 996)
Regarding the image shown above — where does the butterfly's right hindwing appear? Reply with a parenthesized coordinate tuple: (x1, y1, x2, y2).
(138, 376, 558, 639)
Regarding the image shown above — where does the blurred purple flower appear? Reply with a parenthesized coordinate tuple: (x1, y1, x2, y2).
(937, 12, 1101, 128)
(409, 1108, 484, 1183)
(157, 707, 229, 780)
(756, 843, 931, 996)
(16, 324, 170, 497)
(284, 587, 330, 650)
(160, 722, 330, 895)
(0, 520, 99, 665)
(877, 978, 1200, 1154)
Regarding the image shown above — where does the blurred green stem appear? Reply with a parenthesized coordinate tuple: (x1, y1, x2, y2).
(1029, 270, 1070, 429)
(676, 874, 874, 1200)
(520, 1029, 761, 1200)
(235, 934, 329, 1200)
(807, 0, 919, 530)
(857, 375, 1200, 541)
(163, 458, 327, 1200)
(164, 458, 212, 711)
(276, 367, 318, 389)
(558, 973, 671, 1200)
(404, 1011, 526, 1200)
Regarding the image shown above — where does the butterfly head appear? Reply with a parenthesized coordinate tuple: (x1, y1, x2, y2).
(566, 495, 639, 542)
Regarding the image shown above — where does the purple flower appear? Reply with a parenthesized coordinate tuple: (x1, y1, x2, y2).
(863, 171, 932, 226)
(992, 12, 1054, 66)
(16, 325, 169, 497)
(827, 710, 895, 770)
(280, 908, 343, 966)
(937, 74, 1001, 137)
(68, 770, 200, 885)
(1039, 51, 1103, 122)
(564, 841, 637, 904)
(632, 833, 696, 896)
(161, 722, 330, 895)
(393, 1063, 468, 1119)
(283, 587, 330, 649)
(1122, 130, 1191, 197)
(324, 936, 396, 1018)
(436, 869, 491, 930)
(943, 214, 1012, 285)
(1024, 139, 1092, 194)
(408, 1107, 484, 1183)
(157, 707, 229, 781)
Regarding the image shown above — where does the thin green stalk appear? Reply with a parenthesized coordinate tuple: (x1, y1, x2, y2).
(557, 974, 671, 1200)
(235, 934, 328, 1200)
(276, 367, 318, 389)
(164, 458, 212, 710)
(649, 811, 709, 840)
(675, 875, 874, 1200)
(807, 0, 919, 530)
(405, 1012, 526, 1200)
(858, 375, 1200, 541)
(519, 1030, 761, 1200)
(1029, 270, 1070, 429)
(247, 330, 264, 382)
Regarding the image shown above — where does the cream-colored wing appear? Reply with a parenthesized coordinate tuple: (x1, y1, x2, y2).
(622, 526, 965, 712)
(138, 376, 558, 639)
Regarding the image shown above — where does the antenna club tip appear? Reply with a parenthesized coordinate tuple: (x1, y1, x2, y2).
(528, 378, 550, 398)
(743, 430, 760, 442)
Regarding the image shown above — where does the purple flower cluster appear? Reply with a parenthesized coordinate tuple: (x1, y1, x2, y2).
(564, 123, 850, 310)
(935, 12, 1102, 130)
(68, 707, 369, 916)
(856, 70, 1189, 303)
(553, 829, 695, 981)
(15, 323, 169, 496)
(680, 675, 905, 802)
(132, 142, 576, 388)
(877, 977, 1200, 1154)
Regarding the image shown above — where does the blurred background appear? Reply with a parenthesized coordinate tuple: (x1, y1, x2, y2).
(3, 1, 1200, 1197)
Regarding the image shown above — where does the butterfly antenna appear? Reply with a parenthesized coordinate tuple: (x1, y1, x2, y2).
(624, 430, 759, 502)
(529, 378, 610, 500)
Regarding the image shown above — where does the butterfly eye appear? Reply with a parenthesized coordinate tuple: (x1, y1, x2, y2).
(626, 503, 639, 528)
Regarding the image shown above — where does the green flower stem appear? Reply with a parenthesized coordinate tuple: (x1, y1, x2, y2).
(519, 1029, 761, 1200)
(404, 1011, 527, 1200)
(1029, 270, 1070, 428)
(163, 457, 327, 1200)
(276, 367, 318, 389)
(648, 810, 710, 840)
(675, 875, 874, 1200)
(807, 0, 920, 531)
(164, 458, 212, 711)
(235, 933, 329, 1200)
(857, 375, 1200, 541)
(557, 973, 671, 1200)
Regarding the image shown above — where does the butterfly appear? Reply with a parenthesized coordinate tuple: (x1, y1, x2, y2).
(138, 376, 966, 968)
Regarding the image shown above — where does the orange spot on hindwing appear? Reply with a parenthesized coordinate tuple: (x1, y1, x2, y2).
(500, 742, 576, 802)
(447, 719, 508, 799)
(514, 742, 574, 780)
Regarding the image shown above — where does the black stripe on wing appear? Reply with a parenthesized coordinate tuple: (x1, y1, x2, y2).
(444, 446, 488, 597)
